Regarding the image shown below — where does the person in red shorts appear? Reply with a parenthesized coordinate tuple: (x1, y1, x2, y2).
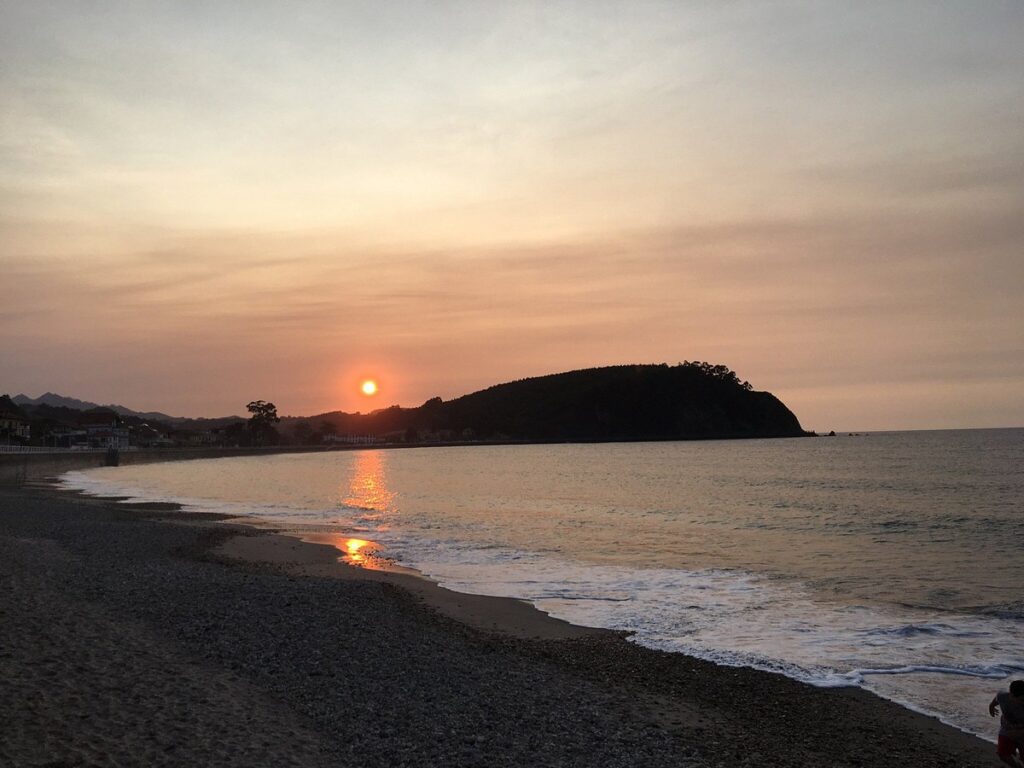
(990, 680, 1024, 767)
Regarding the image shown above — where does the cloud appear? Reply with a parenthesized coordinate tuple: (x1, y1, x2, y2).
(2, 2, 1022, 425)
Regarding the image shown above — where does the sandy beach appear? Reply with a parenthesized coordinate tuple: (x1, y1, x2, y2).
(0, 483, 997, 767)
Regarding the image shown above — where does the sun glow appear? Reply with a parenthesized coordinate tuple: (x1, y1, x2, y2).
(361, 379, 378, 396)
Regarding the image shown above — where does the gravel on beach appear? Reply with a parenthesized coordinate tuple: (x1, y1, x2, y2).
(0, 487, 995, 767)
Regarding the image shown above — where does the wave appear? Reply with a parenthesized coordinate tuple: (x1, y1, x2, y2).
(860, 623, 992, 639)
(896, 599, 1024, 623)
(854, 663, 1021, 680)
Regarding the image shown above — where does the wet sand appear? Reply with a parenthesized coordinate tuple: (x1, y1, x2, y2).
(0, 484, 997, 767)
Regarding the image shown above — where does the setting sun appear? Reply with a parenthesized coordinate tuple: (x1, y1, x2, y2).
(361, 380, 379, 396)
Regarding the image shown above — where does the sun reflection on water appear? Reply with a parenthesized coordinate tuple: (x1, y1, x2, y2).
(340, 537, 382, 568)
(343, 450, 395, 516)
(327, 450, 396, 569)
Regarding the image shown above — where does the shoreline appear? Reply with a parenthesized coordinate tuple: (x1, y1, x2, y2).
(48, 476, 622, 642)
(49, 461, 1011, 744)
(49, 460, 1012, 746)
(217, 527, 611, 641)
(1, 479, 998, 766)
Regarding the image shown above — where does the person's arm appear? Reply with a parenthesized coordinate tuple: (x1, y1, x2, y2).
(990, 696, 1001, 717)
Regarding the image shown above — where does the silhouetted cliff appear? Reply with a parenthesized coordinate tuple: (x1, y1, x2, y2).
(301, 363, 807, 442)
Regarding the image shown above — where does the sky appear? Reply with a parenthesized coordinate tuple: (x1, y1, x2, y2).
(2, 1, 1022, 431)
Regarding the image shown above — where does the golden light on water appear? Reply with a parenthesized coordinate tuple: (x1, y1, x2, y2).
(343, 537, 374, 565)
(305, 533, 387, 570)
(344, 450, 395, 512)
(322, 451, 395, 570)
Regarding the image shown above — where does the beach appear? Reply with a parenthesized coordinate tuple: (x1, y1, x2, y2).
(0, 481, 997, 768)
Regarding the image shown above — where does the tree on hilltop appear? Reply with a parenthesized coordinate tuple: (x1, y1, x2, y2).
(678, 361, 753, 390)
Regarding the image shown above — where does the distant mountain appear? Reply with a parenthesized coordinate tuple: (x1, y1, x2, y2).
(287, 363, 809, 442)
(13, 392, 104, 412)
(11, 392, 240, 428)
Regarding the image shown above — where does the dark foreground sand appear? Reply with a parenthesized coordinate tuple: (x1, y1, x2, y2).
(0, 485, 997, 767)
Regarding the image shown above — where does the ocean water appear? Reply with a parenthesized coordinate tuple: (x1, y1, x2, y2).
(61, 429, 1024, 739)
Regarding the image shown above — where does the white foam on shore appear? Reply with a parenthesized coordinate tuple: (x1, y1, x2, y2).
(365, 528, 1022, 740)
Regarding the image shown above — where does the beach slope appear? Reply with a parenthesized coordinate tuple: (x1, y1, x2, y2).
(0, 487, 994, 767)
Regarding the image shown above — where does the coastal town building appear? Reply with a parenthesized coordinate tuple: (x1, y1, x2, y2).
(81, 409, 130, 450)
(0, 395, 31, 444)
(47, 425, 88, 448)
(132, 423, 175, 448)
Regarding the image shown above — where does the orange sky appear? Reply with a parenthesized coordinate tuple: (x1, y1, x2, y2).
(2, 3, 1022, 431)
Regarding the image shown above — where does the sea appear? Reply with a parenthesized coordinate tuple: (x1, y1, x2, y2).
(60, 429, 1024, 740)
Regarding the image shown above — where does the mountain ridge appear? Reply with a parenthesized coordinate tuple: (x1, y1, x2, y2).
(11, 392, 239, 425)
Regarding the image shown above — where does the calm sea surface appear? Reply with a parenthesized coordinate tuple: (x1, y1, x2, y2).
(62, 429, 1024, 739)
